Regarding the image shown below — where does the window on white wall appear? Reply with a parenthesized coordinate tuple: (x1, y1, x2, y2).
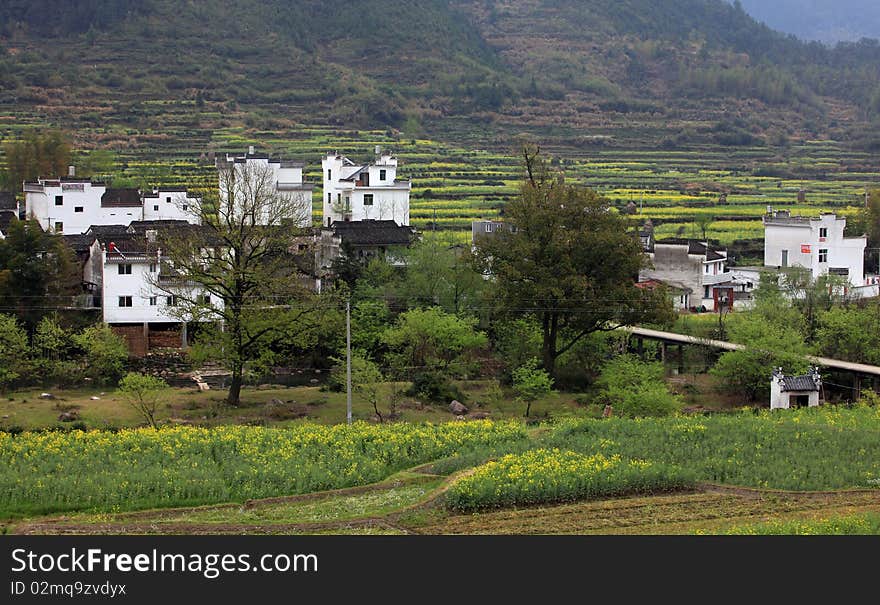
(819, 249, 828, 263)
(55, 195, 63, 206)
(74, 206, 83, 213)
(149, 263, 157, 273)
(118, 296, 133, 307)
(54, 222, 63, 233)
(154, 205, 159, 211)
(364, 194, 374, 206)
(149, 296, 157, 306)
(819, 227, 827, 239)
(379, 169, 386, 181)
(118, 264, 132, 275)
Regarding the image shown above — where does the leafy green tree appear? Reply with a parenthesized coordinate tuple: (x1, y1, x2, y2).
(512, 357, 554, 417)
(0, 220, 80, 329)
(118, 372, 167, 428)
(73, 324, 129, 385)
(2, 130, 71, 195)
(351, 300, 391, 358)
(156, 160, 317, 406)
(350, 353, 385, 422)
(596, 355, 680, 417)
(472, 144, 673, 378)
(399, 235, 485, 313)
(710, 314, 810, 402)
(0, 314, 29, 392)
(381, 307, 487, 377)
(815, 303, 880, 365)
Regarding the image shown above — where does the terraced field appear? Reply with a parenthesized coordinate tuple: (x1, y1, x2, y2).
(2, 120, 875, 245)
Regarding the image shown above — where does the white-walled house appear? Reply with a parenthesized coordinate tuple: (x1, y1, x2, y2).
(92, 221, 220, 356)
(142, 188, 201, 223)
(763, 210, 867, 286)
(321, 148, 410, 227)
(770, 367, 822, 409)
(216, 148, 314, 228)
(640, 238, 750, 311)
(24, 172, 201, 235)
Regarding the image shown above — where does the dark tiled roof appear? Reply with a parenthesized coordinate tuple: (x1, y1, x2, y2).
(127, 220, 192, 232)
(329, 220, 415, 246)
(87, 224, 130, 238)
(0, 192, 16, 211)
(654, 238, 726, 260)
(781, 375, 820, 392)
(63, 233, 97, 253)
(101, 188, 142, 207)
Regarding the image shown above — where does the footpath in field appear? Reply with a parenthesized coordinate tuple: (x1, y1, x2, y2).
(10, 470, 880, 536)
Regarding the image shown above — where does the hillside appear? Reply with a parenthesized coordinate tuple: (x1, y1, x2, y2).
(735, 0, 880, 44)
(1, 0, 880, 153)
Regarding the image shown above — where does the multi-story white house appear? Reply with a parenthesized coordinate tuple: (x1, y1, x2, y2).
(321, 148, 410, 227)
(216, 147, 314, 228)
(93, 221, 220, 356)
(762, 210, 867, 287)
(24, 168, 200, 235)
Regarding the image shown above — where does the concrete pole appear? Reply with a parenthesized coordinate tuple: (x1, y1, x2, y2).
(346, 298, 352, 424)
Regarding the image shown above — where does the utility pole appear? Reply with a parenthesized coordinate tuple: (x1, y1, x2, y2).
(346, 298, 352, 425)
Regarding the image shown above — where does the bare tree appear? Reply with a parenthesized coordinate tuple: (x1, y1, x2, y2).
(153, 160, 317, 406)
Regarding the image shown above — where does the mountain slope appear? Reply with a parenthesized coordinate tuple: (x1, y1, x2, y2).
(1, 0, 879, 151)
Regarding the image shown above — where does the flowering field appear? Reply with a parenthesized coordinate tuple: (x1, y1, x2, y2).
(445, 449, 694, 511)
(713, 513, 880, 535)
(547, 406, 880, 491)
(0, 421, 525, 517)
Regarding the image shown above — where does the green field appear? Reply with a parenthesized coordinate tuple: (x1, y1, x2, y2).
(3, 123, 875, 246)
(4, 405, 880, 535)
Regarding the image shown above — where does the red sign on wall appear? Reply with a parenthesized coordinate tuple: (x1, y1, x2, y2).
(801, 244, 811, 254)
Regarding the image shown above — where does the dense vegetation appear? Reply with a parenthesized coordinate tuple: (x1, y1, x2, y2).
(2, 0, 880, 149)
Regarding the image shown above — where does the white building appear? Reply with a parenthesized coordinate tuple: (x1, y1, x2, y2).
(763, 210, 867, 287)
(216, 147, 314, 228)
(142, 188, 200, 223)
(641, 238, 750, 311)
(321, 147, 410, 227)
(92, 221, 220, 356)
(24, 169, 201, 235)
(770, 367, 822, 409)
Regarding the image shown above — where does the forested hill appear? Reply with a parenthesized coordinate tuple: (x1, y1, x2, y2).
(2, 0, 880, 150)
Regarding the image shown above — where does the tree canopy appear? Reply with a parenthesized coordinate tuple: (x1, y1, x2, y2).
(472, 144, 673, 377)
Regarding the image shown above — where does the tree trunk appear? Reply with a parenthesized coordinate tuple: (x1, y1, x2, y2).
(227, 364, 243, 407)
(524, 400, 532, 418)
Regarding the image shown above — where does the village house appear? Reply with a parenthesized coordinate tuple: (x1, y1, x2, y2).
(770, 367, 822, 409)
(315, 220, 416, 291)
(762, 210, 866, 284)
(321, 147, 411, 227)
(216, 147, 314, 228)
(635, 278, 692, 310)
(734, 209, 878, 299)
(23, 166, 200, 236)
(90, 220, 220, 356)
(640, 238, 749, 311)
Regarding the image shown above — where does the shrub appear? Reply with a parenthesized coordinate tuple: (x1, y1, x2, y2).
(596, 355, 681, 417)
(407, 370, 465, 403)
(73, 325, 129, 385)
(0, 314, 29, 392)
(118, 372, 168, 428)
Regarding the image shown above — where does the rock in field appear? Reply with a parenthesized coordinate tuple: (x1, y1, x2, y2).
(449, 400, 468, 415)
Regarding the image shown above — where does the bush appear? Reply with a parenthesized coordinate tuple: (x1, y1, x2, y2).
(407, 370, 465, 404)
(0, 314, 29, 392)
(73, 325, 129, 385)
(596, 355, 681, 417)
